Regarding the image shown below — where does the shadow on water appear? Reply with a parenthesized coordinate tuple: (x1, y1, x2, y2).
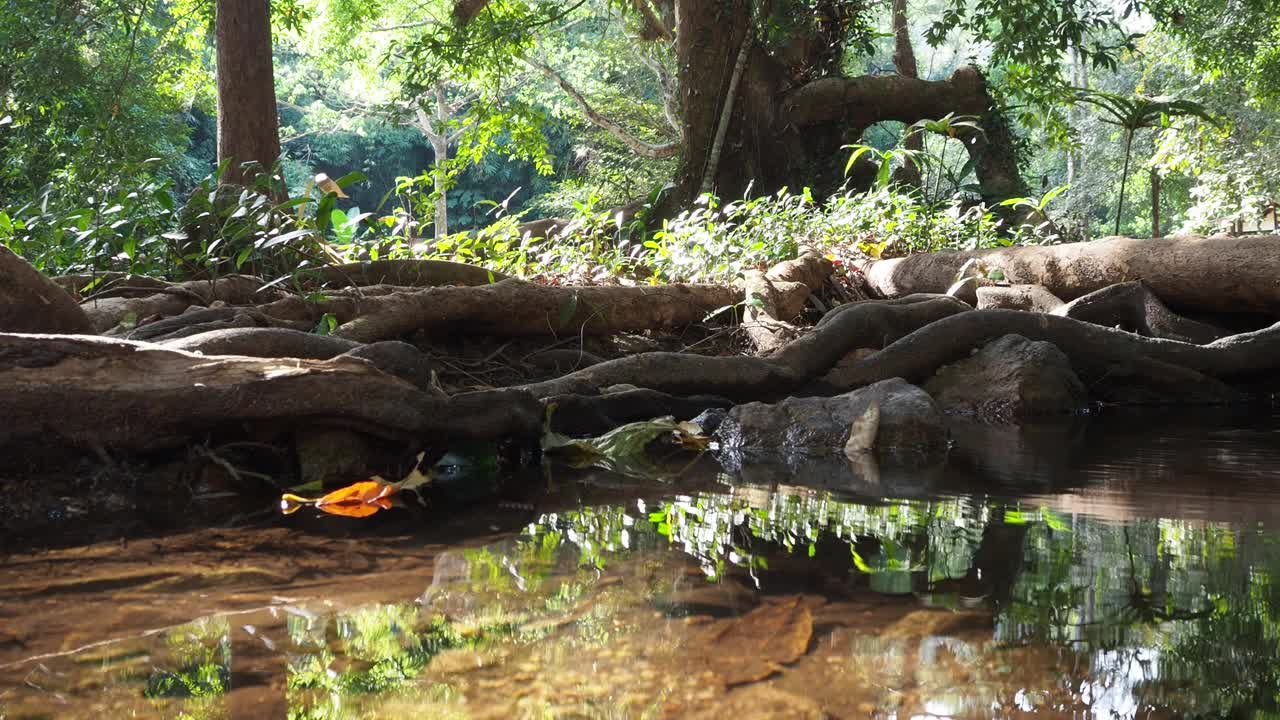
(4, 408, 1280, 718)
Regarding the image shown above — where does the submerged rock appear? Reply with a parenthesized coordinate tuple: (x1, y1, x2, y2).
(711, 378, 948, 465)
(924, 334, 1088, 421)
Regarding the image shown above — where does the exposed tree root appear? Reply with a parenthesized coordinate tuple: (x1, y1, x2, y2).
(1053, 280, 1226, 344)
(80, 275, 283, 332)
(519, 297, 971, 400)
(738, 252, 833, 353)
(0, 334, 541, 451)
(258, 279, 743, 343)
(977, 280, 1226, 344)
(1, 246, 94, 334)
(122, 307, 312, 342)
(864, 235, 1280, 314)
(163, 327, 361, 357)
(821, 309, 1265, 403)
(302, 259, 510, 289)
(9, 239, 1280, 470)
(976, 284, 1063, 313)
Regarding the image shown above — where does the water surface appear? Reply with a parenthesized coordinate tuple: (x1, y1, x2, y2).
(4, 409, 1280, 719)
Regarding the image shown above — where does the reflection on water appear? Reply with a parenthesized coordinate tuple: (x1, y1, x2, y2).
(5, 411, 1280, 718)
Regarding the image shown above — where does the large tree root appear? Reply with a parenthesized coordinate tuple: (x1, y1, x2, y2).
(122, 307, 313, 342)
(80, 275, 284, 332)
(739, 251, 833, 353)
(863, 235, 1280, 314)
(0, 334, 541, 451)
(1, 246, 94, 334)
(820, 309, 1271, 402)
(519, 297, 971, 400)
(258, 278, 743, 343)
(978, 280, 1226, 344)
(302, 259, 510, 289)
(1052, 281, 1226, 344)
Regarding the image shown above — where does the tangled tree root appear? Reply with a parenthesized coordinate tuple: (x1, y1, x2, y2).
(0, 334, 540, 451)
(5, 237, 1280, 464)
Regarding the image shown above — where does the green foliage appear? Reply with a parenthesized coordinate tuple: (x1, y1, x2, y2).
(1074, 89, 1216, 234)
(923, 0, 1140, 142)
(1145, 0, 1280, 100)
(642, 185, 1041, 283)
(0, 0, 204, 202)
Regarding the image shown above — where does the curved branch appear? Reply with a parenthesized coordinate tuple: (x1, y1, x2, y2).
(783, 65, 1027, 198)
(527, 59, 679, 159)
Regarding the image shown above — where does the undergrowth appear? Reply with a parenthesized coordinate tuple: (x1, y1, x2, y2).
(0, 161, 1059, 288)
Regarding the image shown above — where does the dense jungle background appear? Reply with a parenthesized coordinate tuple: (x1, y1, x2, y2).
(5, 0, 1279, 283)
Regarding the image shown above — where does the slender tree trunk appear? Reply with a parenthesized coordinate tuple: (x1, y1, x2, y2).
(215, 0, 281, 188)
(890, 0, 923, 188)
(433, 84, 449, 241)
(1065, 48, 1084, 197)
(411, 82, 454, 241)
(1150, 168, 1161, 238)
(1115, 129, 1134, 236)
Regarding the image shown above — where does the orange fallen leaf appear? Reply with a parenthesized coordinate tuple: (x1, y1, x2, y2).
(281, 479, 399, 518)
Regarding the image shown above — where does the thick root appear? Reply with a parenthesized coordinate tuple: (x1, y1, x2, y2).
(864, 235, 1280, 314)
(1, 246, 94, 334)
(0, 334, 541, 451)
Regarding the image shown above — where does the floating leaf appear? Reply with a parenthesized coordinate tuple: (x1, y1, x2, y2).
(280, 480, 398, 518)
(542, 414, 708, 479)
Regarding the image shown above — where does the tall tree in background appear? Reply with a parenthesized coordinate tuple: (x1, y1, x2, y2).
(216, 0, 281, 186)
(889, 0, 923, 188)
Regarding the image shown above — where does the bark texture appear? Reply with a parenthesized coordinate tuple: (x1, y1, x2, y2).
(258, 279, 743, 344)
(0, 334, 540, 451)
(864, 235, 1280, 314)
(0, 246, 93, 334)
(215, 0, 281, 186)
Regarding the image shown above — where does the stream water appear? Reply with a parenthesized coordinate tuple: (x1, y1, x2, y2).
(4, 408, 1280, 719)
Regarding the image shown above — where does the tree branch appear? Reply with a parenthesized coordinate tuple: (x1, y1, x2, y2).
(632, 0, 675, 42)
(527, 58, 679, 159)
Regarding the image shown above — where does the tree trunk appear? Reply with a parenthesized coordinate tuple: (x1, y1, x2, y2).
(433, 84, 450, 240)
(890, 0, 923, 188)
(668, 0, 1028, 210)
(1115, 129, 1134, 236)
(215, 0, 281, 187)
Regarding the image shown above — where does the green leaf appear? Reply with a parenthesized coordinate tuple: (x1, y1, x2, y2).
(314, 313, 338, 336)
(851, 550, 872, 573)
(235, 245, 254, 269)
(316, 192, 337, 232)
(333, 171, 369, 189)
(875, 157, 893, 188)
(153, 189, 174, 212)
(273, 196, 314, 211)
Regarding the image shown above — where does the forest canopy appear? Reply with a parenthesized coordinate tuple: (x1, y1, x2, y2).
(2, 0, 1278, 278)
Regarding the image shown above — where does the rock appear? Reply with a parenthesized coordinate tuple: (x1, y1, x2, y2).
(341, 341, 441, 396)
(924, 334, 1087, 420)
(975, 284, 1064, 312)
(713, 378, 948, 463)
(294, 429, 384, 483)
(0, 245, 94, 334)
